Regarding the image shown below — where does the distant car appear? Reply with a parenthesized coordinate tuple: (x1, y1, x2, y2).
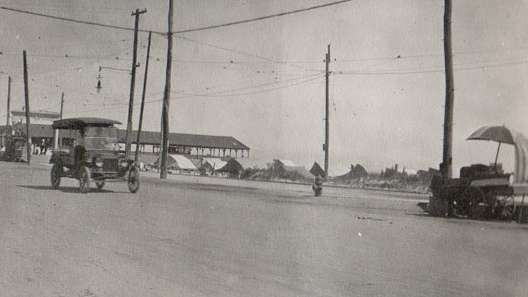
(0, 135, 25, 162)
(49, 117, 139, 193)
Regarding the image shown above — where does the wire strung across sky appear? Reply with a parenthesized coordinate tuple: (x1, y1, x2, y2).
(173, 0, 355, 34)
(69, 74, 324, 115)
(333, 57, 528, 76)
(81, 73, 324, 108)
(5, 1, 528, 118)
(5, 3, 528, 77)
(0, 6, 163, 35)
(1, 0, 355, 35)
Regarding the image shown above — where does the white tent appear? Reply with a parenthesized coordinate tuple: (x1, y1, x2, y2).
(278, 159, 297, 167)
(202, 157, 228, 170)
(154, 154, 197, 171)
(169, 154, 197, 170)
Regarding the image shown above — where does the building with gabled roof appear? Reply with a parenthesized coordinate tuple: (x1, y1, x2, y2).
(0, 123, 250, 159)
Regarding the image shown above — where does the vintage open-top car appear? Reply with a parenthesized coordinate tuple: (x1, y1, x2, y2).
(50, 117, 139, 193)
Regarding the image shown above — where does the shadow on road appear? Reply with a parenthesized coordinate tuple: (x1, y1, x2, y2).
(17, 185, 115, 194)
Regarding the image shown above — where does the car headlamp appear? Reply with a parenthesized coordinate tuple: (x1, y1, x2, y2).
(94, 157, 103, 167)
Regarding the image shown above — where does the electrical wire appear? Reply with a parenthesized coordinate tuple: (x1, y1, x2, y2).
(334, 58, 528, 76)
(174, 35, 323, 73)
(173, 0, 354, 34)
(170, 73, 321, 96)
(5, 3, 528, 70)
(175, 75, 323, 98)
(59, 75, 323, 115)
(0, 6, 164, 35)
(82, 73, 322, 108)
(1, 1, 355, 36)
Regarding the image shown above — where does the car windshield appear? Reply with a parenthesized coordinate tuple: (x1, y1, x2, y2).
(83, 127, 119, 150)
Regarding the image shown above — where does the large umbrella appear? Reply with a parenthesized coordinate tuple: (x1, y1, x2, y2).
(467, 125, 515, 167)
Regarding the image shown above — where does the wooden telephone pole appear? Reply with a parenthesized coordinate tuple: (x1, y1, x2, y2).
(23, 50, 31, 165)
(54, 92, 64, 149)
(324, 44, 331, 178)
(125, 8, 147, 160)
(441, 0, 454, 181)
(135, 31, 152, 162)
(160, 0, 173, 179)
(6, 76, 11, 127)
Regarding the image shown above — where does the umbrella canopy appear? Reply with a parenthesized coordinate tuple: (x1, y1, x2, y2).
(467, 125, 514, 145)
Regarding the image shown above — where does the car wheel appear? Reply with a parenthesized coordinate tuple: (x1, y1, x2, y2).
(79, 166, 91, 194)
(465, 187, 487, 220)
(128, 166, 140, 193)
(428, 193, 448, 217)
(95, 180, 105, 190)
(50, 163, 62, 189)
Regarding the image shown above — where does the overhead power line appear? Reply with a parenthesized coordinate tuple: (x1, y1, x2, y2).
(173, 0, 355, 34)
(0, 6, 164, 35)
(1, 1, 354, 36)
(58, 75, 323, 115)
(334, 58, 528, 76)
(174, 35, 323, 73)
(82, 73, 322, 108)
(175, 75, 323, 98)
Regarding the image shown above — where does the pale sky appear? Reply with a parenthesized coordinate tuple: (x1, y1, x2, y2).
(1, 0, 528, 175)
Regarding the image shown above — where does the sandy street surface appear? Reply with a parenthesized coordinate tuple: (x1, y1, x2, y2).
(0, 161, 527, 297)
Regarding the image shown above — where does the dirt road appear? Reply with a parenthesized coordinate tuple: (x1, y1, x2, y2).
(1, 161, 527, 297)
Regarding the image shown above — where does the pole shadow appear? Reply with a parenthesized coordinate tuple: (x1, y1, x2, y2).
(17, 185, 116, 194)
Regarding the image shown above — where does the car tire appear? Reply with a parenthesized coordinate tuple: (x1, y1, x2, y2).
(127, 166, 140, 193)
(428, 194, 448, 217)
(95, 180, 105, 190)
(465, 187, 487, 220)
(50, 163, 62, 189)
(79, 166, 91, 194)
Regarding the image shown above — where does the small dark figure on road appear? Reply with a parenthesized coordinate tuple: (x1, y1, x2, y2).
(313, 174, 324, 196)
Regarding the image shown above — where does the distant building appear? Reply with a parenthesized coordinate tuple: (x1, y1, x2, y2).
(216, 158, 244, 178)
(382, 164, 402, 178)
(10, 110, 60, 125)
(0, 123, 250, 159)
(309, 162, 325, 178)
(334, 163, 368, 183)
(271, 159, 313, 181)
(118, 130, 250, 159)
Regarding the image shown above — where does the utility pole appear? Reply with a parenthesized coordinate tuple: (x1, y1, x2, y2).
(125, 8, 147, 160)
(59, 92, 64, 119)
(6, 76, 11, 127)
(324, 44, 331, 178)
(54, 92, 64, 149)
(160, 0, 173, 179)
(135, 31, 152, 163)
(441, 0, 454, 181)
(23, 50, 31, 165)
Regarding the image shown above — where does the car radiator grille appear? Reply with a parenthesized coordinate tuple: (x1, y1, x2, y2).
(103, 159, 118, 171)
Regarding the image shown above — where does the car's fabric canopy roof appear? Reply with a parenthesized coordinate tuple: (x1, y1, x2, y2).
(52, 117, 122, 129)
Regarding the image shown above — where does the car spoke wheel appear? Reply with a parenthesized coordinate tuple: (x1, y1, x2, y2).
(128, 166, 140, 193)
(79, 166, 91, 194)
(465, 187, 486, 220)
(50, 163, 62, 189)
(428, 187, 449, 217)
(95, 180, 105, 190)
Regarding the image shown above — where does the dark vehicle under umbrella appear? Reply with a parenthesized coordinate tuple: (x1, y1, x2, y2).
(429, 125, 528, 222)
